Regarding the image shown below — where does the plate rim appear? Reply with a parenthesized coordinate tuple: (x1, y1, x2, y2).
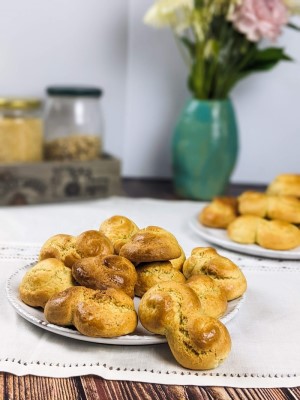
(6, 263, 245, 345)
(189, 213, 300, 260)
(6, 263, 167, 346)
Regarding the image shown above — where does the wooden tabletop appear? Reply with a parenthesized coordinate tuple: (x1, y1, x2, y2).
(121, 178, 265, 199)
(1, 179, 299, 400)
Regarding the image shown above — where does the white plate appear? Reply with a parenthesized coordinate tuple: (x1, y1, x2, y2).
(189, 214, 300, 260)
(6, 264, 245, 345)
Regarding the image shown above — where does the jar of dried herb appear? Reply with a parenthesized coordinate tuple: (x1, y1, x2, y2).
(44, 86, 104, 161)
(0, 98, 43, 163)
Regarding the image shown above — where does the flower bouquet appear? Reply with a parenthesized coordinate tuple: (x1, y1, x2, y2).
(144, 0, 299, 200)
(144, 0, 299, 99)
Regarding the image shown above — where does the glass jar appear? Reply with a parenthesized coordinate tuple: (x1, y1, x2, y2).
(44, 86, 104, 161)
(0, 98, 43, 163)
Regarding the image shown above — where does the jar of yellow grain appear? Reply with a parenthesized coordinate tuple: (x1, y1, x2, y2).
(44, 86, 104, 161)
(0, 98, 43, 163)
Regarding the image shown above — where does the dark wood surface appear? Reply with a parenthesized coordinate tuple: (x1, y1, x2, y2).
(1, 178, 298, 400)
(1, 375, 300, 400)
(121, 178, 266, 199)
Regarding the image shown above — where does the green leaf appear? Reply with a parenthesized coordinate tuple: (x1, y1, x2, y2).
(218, 47, 293, 96)
(239, 47, 293, 75)
(254, 48, 292, 62)
(287, 22, 300, 31)
(180, 37, 195, 57)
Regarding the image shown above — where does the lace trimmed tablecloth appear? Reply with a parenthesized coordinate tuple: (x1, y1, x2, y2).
(0, 197, 299, 388)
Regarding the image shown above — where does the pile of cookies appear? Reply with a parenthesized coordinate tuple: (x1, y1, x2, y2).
(199, 174, 300, 251)
(19, 216, 247, 370)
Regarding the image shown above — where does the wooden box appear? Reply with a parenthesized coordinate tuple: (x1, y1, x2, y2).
(0, 154, 122, 205)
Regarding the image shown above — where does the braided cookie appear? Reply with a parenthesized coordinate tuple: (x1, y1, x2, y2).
(183, 247, 247, 301)
(44, 286, 137, 338)
(228, 215, 300, 251)
(19, 258, 74, 308)
(72, 254, 137, 298)
(169, 245, 186, 271)
(99, 215, 139, 254)
(135, 261, 186, 297)
(267, 174, 300, 198)
(186, 275, 227, 319)
(39, 230, 114, 268)
(199, 197, 238, 228)
(119, 226, 181, 264)
(238, 191, 300, 224)
(138, 282, 231, 370)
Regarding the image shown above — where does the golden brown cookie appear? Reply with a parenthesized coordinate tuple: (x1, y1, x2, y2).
(138, 281, 231, 370)
(238, 191, 300, 224)
(134, 261, 186, 297)
(39, 234, 78, 267)
(183, 247, 247, 301)
(99, 215, 139, 254)
(227, 215, 261, 244)
(39, 230, 114, 268)
(75, 230, 114, 258)
(138, 281, 202, 335)
(72, 254, 137, 298)
(186, 275, 227, 319)
(19, 258, 74, 308)
(44, 286, 88, 325)
(267, 174, 300, 198)
(44, 286, 138, 338)
(119, 226, 181, 264)
(167, 314, 231, 370)
(228, 215, 300, 250)
(257, 219, 300, 250)
(169, 246, 186, 271)
(199, 197, 238, 228)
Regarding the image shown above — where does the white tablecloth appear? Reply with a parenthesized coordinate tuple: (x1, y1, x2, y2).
(0, 197, 299, 388)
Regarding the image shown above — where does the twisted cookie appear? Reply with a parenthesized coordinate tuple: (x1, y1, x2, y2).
(138, 282, 231, 370)
(44, 286, 137, 337)
(72, 254, 137, 298)
(183, 247, 247, 301)
(19, 258, 74, 308)
(186, 275, 227, 319)
(238, 191, 300, 224)
(199, 197, 238, 228)
(99, 215, 139, 254)
(39, 230, 114, 268)
(135, 261, 186, 297)
(267, 174, 300, 198)
(228, 215, 300, 250)
(169, 246, 186, 271)
(119, 226, 181, 264)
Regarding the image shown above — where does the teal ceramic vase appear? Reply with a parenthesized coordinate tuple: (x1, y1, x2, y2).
(172, 98, 238, 200)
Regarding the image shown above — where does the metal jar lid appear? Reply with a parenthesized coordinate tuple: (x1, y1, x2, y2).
(0, 98, 42, 110)
(46, 86, 103, 97)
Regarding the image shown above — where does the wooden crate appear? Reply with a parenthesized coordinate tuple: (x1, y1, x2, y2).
(0, 154, 122, 205)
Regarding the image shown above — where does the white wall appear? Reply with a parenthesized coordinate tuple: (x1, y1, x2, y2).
(231, 29, 300, 183)
(0, 0, 129, 159)
(123, 0, 189, 178)
(0, 0, 299, 184)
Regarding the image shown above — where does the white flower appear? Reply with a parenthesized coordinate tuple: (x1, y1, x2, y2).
(144, 0, 194, 29)
(284, 0, 300, 14)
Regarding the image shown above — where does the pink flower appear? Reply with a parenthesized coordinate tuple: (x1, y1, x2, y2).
(229, 0, 289, 42)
